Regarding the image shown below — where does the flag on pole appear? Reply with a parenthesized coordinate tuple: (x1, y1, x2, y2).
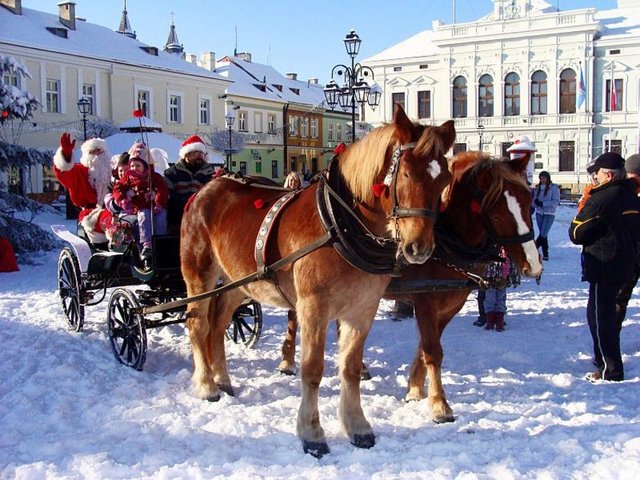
(576, 63, 586, 110)
(610, 65, 618, 111)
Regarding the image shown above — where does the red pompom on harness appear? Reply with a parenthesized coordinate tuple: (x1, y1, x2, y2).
(372, 183, 387, 197)
(254, 199, 267, 209)
(470, 199, 482, 214)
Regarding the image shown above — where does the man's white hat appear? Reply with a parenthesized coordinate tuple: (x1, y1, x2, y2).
(507, 135, 537, 153)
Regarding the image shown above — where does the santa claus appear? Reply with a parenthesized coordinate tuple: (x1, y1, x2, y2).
(53, 133, 113, 244)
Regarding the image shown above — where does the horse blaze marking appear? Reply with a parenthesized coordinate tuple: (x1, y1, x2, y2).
(428, 160, 441, 179)
(503, 190, 539, 267)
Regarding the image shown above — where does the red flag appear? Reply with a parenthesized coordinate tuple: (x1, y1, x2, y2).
(610, 79, 617, 111)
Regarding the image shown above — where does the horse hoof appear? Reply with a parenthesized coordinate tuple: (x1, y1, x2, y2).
(360, 369, 372, 381)
(433, 414, 455, 424)
(351, 433, 375, 449)
(205, 393, 221, 402)
(218, 384, 235, 397)
(278, 368, 296, 376)
(303, 440, 330, 458)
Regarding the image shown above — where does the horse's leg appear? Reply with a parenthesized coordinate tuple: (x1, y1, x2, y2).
(408, 296, 454, 423)
(296, 301, 330, 458)
(336, 311, 376, 449)
(278, 310, 298, 375)
(208, 289, 246, 396)
(336, 320, 371, 381)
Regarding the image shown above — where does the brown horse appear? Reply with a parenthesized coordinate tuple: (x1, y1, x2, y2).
(278, 152, 543, 424)
(180, 105, 455, 457)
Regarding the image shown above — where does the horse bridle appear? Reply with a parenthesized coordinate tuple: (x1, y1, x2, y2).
(384, 143, 440, 235)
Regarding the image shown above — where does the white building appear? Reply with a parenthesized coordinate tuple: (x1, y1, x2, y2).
(363, 0, 640, 193)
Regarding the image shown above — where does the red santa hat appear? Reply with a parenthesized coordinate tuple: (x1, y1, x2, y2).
(179, 135, 208, 159)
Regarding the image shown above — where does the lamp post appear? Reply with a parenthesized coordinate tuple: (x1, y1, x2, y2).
(324, 30, 381, 143)
(225, 108, 236, 172)
(477, 123, 485, 151)
(77, 97, 91, 141)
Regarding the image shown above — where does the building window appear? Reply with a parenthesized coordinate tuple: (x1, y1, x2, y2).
(238, 111, 248, 131)
(328, 123, 335, 141)
(417, 90, 431, 119)
(290, 158, 297, 173)
(606, 78, 623, 112)
(137, 89, 150, 117)
(255, 158, 262, 174)
(478, 74, 494, 117)
(312, 157, 318, 173)
(452, 76, 467, 118)
(604, 139, 622, 155)
(531, 70, 547, 115)
(453, 143, 467, 155)
(300, 116, 308, 137)
(559, 68, 576, 114)
(254, 112, 263, 133)
(199, 98, 210, 125)
(46, 78, 60, 113)
(504, 72, 520, 116)
(267, 114, 276, 133)
(2, 71, 19, 88)
(289, 115, 298, 136)
(272, 160, 278, 178)
(336, 123, 343, 142)
(239, 161, 247, 175)
(391, 92, 405, 113)
(310, 118, 318, 138)
(169, 94, 182, 123)
(559, 141, 575, 171)
(81, 84, 95, 115)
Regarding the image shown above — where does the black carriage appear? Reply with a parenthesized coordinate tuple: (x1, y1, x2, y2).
(54, 225, 263, 370)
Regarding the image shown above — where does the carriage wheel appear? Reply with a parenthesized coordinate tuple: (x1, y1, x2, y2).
(57, 247, 84, 332)
(107, 288, 147, 371)
(225, 301, 263, 349)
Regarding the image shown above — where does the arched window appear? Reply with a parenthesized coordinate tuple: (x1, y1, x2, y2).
(531, 70, 547, 115)
(478, 74, 494, 117)
(452, 76, 467, 118)
(504, 72, 520, 116)
(559, 68, 577, 114)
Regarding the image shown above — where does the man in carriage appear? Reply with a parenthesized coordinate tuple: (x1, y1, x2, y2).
(53, 133, 113, 245)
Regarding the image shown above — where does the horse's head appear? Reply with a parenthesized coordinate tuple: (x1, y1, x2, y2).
(338, 104, 454, 265)
(444, 152, 543, 279)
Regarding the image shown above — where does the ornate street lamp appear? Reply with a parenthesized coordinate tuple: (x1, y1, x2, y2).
(77, 97, 91, 140)
(225, 108, 236, 172)
(324, 30, 381, 143)
(477, 123, 485, 151)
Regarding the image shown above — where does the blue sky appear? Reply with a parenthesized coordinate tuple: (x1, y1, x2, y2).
(24, 0, 616, 84)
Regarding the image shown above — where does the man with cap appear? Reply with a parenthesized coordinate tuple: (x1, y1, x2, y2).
(506, 135, 537, 185)
(569, 151, 640, 382)
(164, 134, 216, 234)
(614, 153, 640, 331)
(53, 133, 114, 245)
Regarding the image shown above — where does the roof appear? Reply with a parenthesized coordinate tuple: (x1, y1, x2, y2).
(216, 56, 326, 109)
(0, 6, 229, 81)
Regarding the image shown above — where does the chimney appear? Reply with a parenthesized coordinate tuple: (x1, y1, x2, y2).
(235, 52, 252, 62)
(307, 77, 319, 85)
(286, 73, 298, 81)
(58, 1, 76, 31)
(185, 54, 197, 64)
(0, 0, 22, 15)
(200, 52, 216, 71)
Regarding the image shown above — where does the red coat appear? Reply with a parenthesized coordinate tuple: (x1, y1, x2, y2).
(113, 169, 168, 213)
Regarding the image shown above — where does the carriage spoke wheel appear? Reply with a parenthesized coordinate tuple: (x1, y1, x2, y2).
(107, 288, 147, 371)
(57, 247, 84, 332)
(225, 301, 263, 349)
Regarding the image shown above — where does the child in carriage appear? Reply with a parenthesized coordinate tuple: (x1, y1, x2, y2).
(112, 142, 169, 270)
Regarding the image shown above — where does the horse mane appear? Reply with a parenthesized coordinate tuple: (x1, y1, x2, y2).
(339, 121, 446, 204)
(443, 151, 528, 210)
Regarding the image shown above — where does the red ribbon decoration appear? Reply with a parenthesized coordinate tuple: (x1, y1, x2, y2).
(133, 109, 144, 118)
(470, 199, 482, 214)
(372, 183, 387, 198)
(254, 199, 266, 209)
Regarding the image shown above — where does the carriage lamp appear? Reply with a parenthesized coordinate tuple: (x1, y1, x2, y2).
(324, 30, 380, 143)
(225, 108, 236, 172)
(77, 97, 91, 141)
(477, 123, 485, 151)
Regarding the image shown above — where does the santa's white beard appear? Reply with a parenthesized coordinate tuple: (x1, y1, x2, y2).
(84, 152, 112, 208)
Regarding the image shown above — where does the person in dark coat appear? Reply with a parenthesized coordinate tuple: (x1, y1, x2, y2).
(614, 153, 640, 331)
(569, 151, 640, 382)
(163, 135, 216, 234)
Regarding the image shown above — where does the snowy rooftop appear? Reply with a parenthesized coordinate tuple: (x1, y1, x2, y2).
(0, 6, 229, 81)
(365, 0, 640, 63)
(216, 56, 327, 109)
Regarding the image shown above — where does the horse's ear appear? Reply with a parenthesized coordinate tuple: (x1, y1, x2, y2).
(437, 120, 456, 152)
(392, 103, 414, 143)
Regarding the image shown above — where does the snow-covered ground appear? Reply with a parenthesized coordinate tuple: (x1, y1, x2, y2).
(1, 206, 639, 479)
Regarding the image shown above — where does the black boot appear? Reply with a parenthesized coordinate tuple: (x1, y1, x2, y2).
(540, 236, 549, 261)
